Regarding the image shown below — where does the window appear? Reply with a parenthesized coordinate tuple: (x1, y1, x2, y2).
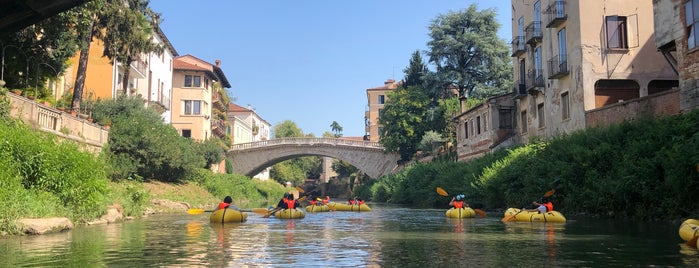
(558, 28, 567, 62)
(476, 116, 481, 135)
(469, 119, 474, 137)
(378, 108, 383, 117)
(378, 95, 385, 104)
(687, 0, 699, 49)
(606, 16, 628, 49)
(184, 75, 202, 87)
(182, 129, 191, 138)
(482, 112, 488, 133)
(534, 46, 543, 82)
(518, 17, 524, 37)
(499, 109, 513, 129)
(184, 100, 201, 115)
(561, 92, 570, 120)
(537, 103, 545, 128)
(464, 121, 469, 139)
(521, 111, 528, 134)
(534, 1, 541, 22)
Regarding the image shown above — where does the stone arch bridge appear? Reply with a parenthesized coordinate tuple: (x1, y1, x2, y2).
(227, 138, 401, 179)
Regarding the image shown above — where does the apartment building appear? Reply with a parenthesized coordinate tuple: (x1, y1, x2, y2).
(228, 103, 272, 179)
(454, 93, 517, 161)
(654, 0, 699, 112)
(171, 55, 231, 141)
(511, 0, 677, 141)
(144, 26, 178, 123)
(365, 79, 400, 142)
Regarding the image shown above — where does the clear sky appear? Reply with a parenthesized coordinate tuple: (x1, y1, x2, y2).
(150, 0, 511, 138)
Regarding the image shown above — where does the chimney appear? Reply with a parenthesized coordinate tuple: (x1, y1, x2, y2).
(215, 59, 221, 67)
(247, 104, 251, 110)
(385, 79, 395, 85)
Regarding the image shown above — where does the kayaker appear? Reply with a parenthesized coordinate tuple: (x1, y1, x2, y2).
(448, 194, 469, 208)
(524, 196, 553, 214)
(276, 193, 300, 209)
(322, 196, 330, 204)
(217, 196, 240, 210)
(348, 197, 356, 205)
(355, 197, 365, 205)
(308, 195, 318, 206)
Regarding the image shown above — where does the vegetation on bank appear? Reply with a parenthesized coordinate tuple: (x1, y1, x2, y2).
(365, 110, 699, 220)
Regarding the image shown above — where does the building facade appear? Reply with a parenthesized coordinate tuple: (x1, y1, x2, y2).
(144, 26, 178, 123)
(228, 103, 272, 179)
(171, 55, 231, 141)
(511, 0, 677, 142)
(454, 93, 517, 162)
(365, 79, 400, 142)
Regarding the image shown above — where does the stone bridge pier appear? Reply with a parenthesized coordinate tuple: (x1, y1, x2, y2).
(227, 138, 401, 179)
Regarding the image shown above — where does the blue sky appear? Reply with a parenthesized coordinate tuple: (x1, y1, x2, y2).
(150, 0, 511, 138)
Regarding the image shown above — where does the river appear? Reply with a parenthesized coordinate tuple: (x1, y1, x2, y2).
(1, 203, 698, 267)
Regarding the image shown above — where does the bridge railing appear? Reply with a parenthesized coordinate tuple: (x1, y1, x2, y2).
(229, 138, 382, 150)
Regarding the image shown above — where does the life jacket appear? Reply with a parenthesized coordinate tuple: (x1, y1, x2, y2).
(453, 200, 464, 209)
(309, 199, 317, 205)
(323, 196, 330, 204)
(349, 199, 356, 205)
(357, 200, 365, 205)
(218, 202, 229, 210)
(544, 202, 553, 212)
(283, 198, 296, 209)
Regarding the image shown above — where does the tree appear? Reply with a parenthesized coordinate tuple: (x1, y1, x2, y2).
(330, 121, 343, 138)
(69, 0, 106, 113)
(426, 4, 512, 100)
(378, 85, 432, 162)
(269, 120, 321, 186)
(403, 50, 428, 89)
(273, 120, 304, 138)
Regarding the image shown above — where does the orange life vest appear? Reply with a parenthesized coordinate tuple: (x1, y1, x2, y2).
(218, 202, 229, 210)
(309, 199, 317, 205)
(349, 199, 356, 205)
(544, 202, 553, 212)
(453, 200, 464, 209)
(283, 198, 296, 209)
(323, 196, 329, 204)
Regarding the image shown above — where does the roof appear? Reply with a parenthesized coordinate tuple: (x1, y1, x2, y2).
(173, 54, 231, 88)
(0, 0, 89, 35)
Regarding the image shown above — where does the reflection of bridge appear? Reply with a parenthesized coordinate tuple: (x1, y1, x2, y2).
(227, 138, 401, 178)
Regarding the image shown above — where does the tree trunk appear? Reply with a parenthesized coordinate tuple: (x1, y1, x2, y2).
(71, 21, 94, 113)
(121, 56, 132, 95)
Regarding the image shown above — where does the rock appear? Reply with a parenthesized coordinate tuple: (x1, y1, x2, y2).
(16, 218, 73, 235)
(150, 198, 190, 212)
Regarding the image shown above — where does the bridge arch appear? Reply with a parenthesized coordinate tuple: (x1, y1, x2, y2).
(227, 138, 401, 179)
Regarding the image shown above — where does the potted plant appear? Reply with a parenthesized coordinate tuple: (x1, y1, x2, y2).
(11, 89, 22, 95)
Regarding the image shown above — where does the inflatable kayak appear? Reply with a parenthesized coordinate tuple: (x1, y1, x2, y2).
(446, 207, 476, 218)
(327, 202, 372, 212)
(503, 208, 566, 223)
(275, 208, 306, 219)
(305, 204, 330, 213)
(679, 219, 699, 247)
(210, 208, 247, 223)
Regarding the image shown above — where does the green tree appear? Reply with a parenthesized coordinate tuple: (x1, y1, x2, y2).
(273, 120, 304, 138)
(426, 4, 512, 100)
(403, 50, 428, 89)
(330, 121, 343, 138)
(68, 0, 106, 113)
(269, 120, 321, 186)
(379, 85, 432, 162)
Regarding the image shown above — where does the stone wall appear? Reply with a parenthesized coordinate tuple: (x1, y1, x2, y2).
(585, 88, 680, 128)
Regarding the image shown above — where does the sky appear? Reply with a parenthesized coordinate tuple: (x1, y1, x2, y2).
(150, 0, 511, 138)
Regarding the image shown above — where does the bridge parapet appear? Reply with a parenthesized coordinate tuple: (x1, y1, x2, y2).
(230, 138, 382, 151)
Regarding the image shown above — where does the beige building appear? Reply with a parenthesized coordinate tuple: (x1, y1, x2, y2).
(511, 0, 677, 141)
(365, 79, 400, 142)
(454, 93, 517, 162)
(171, 55, 230, 141)
(228, 103, 272, 179)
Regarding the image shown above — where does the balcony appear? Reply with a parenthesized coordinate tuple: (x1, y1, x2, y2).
(526, 68, 545, 95)
(525, 21, 542, 46)
(212, 91, 226, 111)
(211, 119, 226, 138)
(129, 58, 148, 79)
(513, 80, 527, 96)
(547, 55, 569, 79)
(545, 0, 567, 28)
(511, 36, 526, 57)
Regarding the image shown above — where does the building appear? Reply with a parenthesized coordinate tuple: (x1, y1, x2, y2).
(171, 55, 231, 141)
(228, 103, 272, 179)
(365, 79, 400, 142)
(654, 0, 699, 112)
(454, 93, 517, 162)
(511, 0, 677, 141)
(144, 26, 178, 123)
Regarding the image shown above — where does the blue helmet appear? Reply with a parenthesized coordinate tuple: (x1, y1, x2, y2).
(456, 194, 465, 201)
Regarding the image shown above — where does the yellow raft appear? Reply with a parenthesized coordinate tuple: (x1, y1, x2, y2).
(305, 204, 330, 212)
(679, 219, 699, 247)
(327, 202, 372, 212)
(275, 208, 306, 219)
(503, 208, 566, 223)
(446, 207, 476, 218)
(210, 208, 247, 223)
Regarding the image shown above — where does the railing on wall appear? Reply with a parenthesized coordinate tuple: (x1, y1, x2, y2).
(230, 138, 382, 151)
(7, 93, 109, 154)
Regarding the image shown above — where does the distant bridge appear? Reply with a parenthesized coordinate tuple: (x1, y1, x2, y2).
(227, 138, 401, 178)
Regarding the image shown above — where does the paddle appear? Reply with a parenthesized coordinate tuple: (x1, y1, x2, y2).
(436, 187, 486, 218)
(187, 207, 269, 215)
(501, 189, 556, 222)
(264, 196, 307, 218)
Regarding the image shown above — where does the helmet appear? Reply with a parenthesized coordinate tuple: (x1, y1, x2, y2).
(223, 196, 232, 203)
(456, 194, 465, 201)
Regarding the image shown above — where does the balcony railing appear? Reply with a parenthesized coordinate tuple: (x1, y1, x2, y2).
(545, 0, 567, 28)
(526, 68, 545, 93)
(525, 21, 542, 45)
(129, 58, 148, 79)
(511, 36, 526, 57)
(513, 80, 527, 95)
(547, 54, 569, 79)
(211, 119, 226, 138)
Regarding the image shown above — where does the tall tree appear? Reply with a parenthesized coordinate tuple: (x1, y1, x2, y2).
(378, 85, 432, 162)
(330, 121, 343, 138)
(403, 50, 428, 89)
(69, 0, 105, 113)
(426, 4, 512, 100)
(99, 0, 163, 95)
(273, 120, 304, 138)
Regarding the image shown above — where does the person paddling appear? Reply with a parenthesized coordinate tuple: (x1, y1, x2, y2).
(216, 196, 240, 210)
(448, 194, 469, 209)
(276, 193, 300, 210)
(524, 196, 553, 214)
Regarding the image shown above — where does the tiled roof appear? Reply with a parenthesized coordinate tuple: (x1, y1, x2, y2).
(173, 60, 210, 72)
(228, 103, 250, 112)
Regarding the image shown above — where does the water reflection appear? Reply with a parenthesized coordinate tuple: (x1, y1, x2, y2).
(1, 206, 699, 267)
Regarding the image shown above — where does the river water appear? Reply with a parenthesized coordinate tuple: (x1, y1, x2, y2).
(1, 203, 698, 267)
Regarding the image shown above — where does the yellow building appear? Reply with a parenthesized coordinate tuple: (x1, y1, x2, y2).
(171, 55, 230, 141)
(365, 79, 400, 142)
